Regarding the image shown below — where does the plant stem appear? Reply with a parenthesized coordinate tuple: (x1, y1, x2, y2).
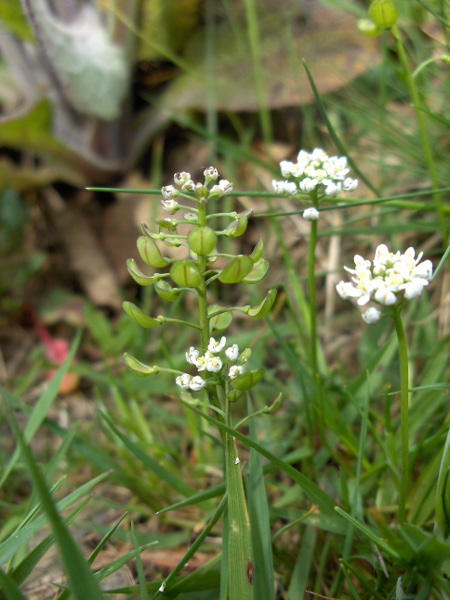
(225, 395, 254, 600)
(392, 24, 448, 244)
(392, 305, 410, 524)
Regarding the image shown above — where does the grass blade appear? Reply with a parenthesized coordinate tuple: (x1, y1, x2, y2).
(5, 411, 106, 600)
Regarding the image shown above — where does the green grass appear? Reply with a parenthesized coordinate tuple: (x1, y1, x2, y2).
(1, 0, 450, 598)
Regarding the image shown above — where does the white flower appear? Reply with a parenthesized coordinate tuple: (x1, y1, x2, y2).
(303, 207, 320, 221)
(324, 180, 342, 198)
(273, 180, 297, 194)
(225, 344, 239, 361)
(181, 179, 196, 192)
(205, 355, 223, 372)
(299, 178, 318, 193)
(194, 353, 211, 372)
(211, 180, 233, 196)
(362, 307, 381, 324)
(161, 199, 180, 214)
(208, 336, 226, 353)
(162, 185, 177, 199)
(229, 365, 244, 379)
(275, 148, 358, 200)
(374, 284, 397, 306)
(186, 347, 200, 365)
(343, 177, 358, 191)
(190, 376, 206, 391)
(176, 373, 192, 389)
(204, 166, 219, 181)
(337, 244, 433, 311)
(402, 279, 425, 299)
(174, 172, 191, 185)
(280, 160, 296, 177)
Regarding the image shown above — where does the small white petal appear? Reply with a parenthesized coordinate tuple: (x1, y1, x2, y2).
(403, 280, 425, 299)
(374, 286, 397, 306)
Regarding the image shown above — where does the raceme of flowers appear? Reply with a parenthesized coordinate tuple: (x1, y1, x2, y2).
(176, 337, 246, 392)
(272, 148, 358, 220)
(161, 167, 233, 214)
(273, 148, 358, 197)
(336, 244, 433, 323)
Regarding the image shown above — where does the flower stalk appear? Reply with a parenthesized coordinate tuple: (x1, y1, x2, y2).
(391, 304, 410, 523)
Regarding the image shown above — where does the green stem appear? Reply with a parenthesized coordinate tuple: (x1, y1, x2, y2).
(308, 216, 318, 377)
(392, 24, 448, 244)
(225, 396, 254, 600)
(392, 305, 410, 524)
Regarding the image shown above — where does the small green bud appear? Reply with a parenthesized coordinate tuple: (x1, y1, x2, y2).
(358, 18, 381, 37)
(137, 236, 169, 268)
(170, 261, 203, 288)
(240, 347, 252, 363)
(232, 368, 265, 392)
(369, 0, 398, 30)
(218, 256, 254, 284)
(187, 227, 218, 255)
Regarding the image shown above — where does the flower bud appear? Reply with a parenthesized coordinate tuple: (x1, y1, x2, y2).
(369, 0, 398, 30)
(187, 227, 217, 255)
(358, 18, 381, 37)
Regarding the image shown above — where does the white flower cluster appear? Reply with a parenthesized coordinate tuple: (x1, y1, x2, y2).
(161, 168, 233, 213)
(176, 337, 245, 392)
(272, 148, 358, 202)
(336, 244, 433, 323)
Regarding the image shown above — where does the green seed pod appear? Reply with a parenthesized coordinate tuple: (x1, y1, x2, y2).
(246, 289, 277, 319)
(227, 389, 244, 403)
(218, 256, 254, 284)
(154, 280, 181, 302)
(208, 304, 233, 332)
(127, 259, 158, 286)
(369, 0, 398, 29)
(170, 261, 203, 288)
(250, 238, 264, 263)
(232, 368, 265, 392)
(123, 353, 160, 377)
(225, 210, 252, 238)
(137, 236, 169, 268)
(243, 259, 269, 284)
(123, 301, 163, 328)
(187, 227, 218, 255)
